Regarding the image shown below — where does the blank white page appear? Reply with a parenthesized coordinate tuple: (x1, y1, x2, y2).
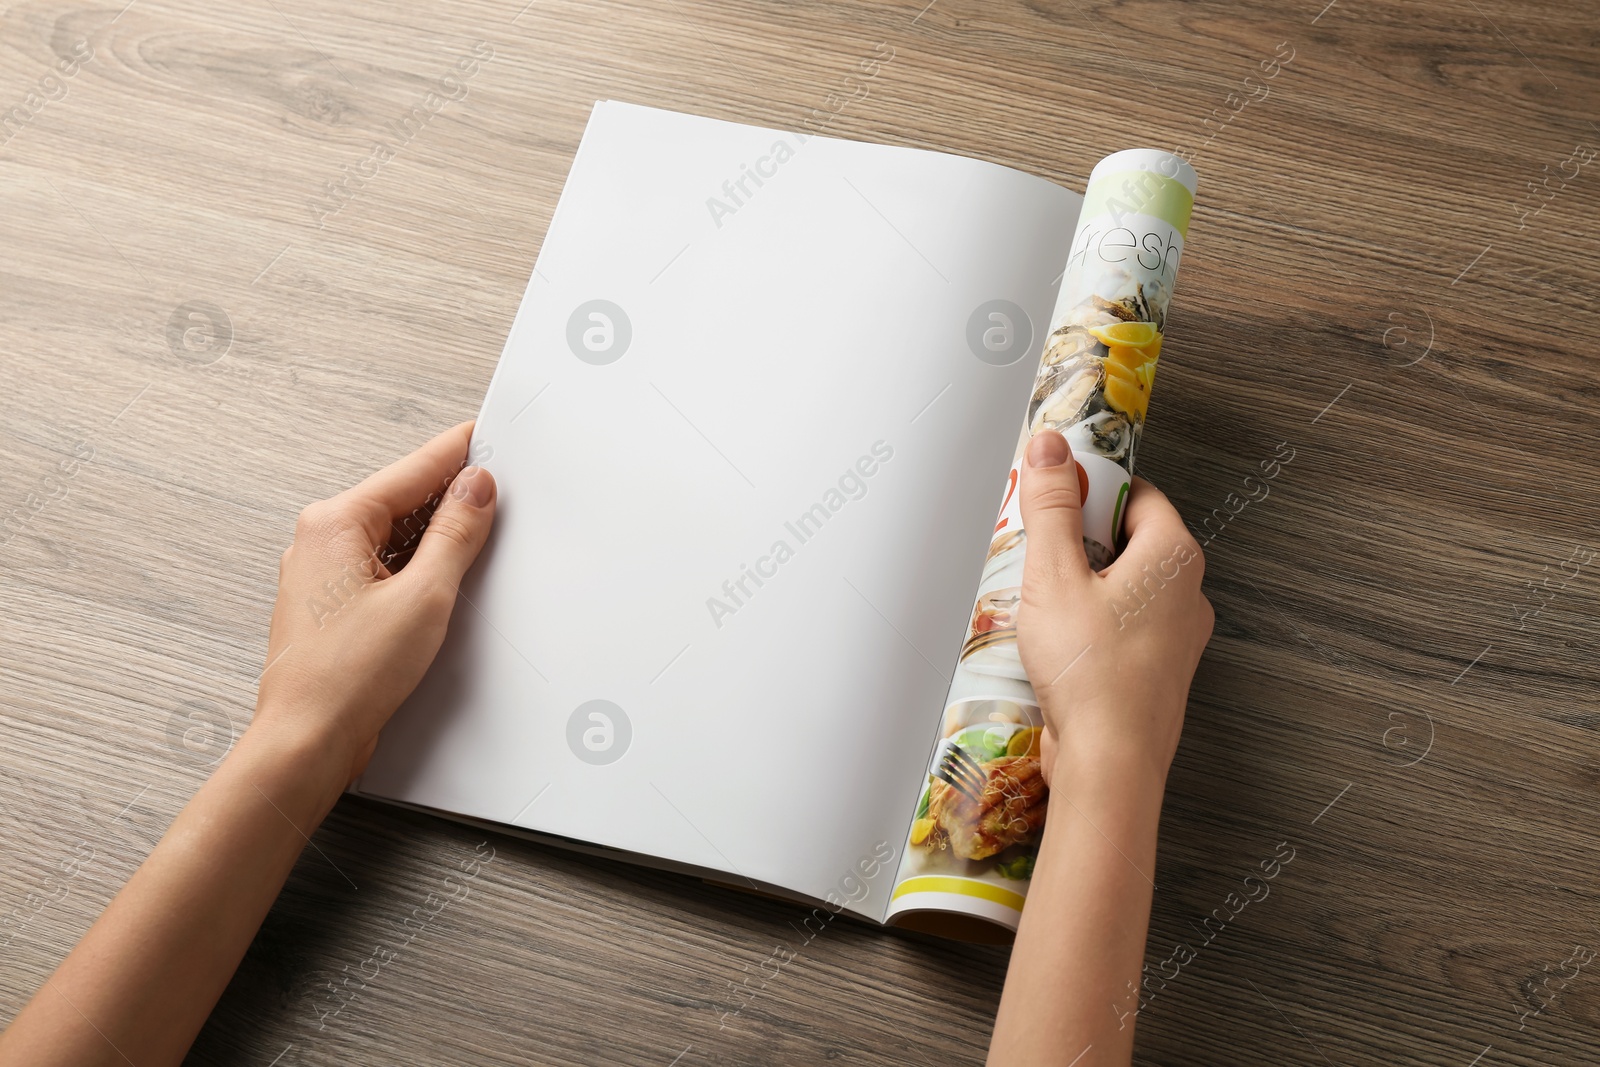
(357, 101, 1080, 921)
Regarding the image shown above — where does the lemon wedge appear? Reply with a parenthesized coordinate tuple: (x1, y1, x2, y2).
(1106, 343, 1148, 373)
(1006, 727, 1042, 758)
(1089, 321, 1159, 348)
(1104, 374, 1148, 421)
(1104, 358, 1142, 389)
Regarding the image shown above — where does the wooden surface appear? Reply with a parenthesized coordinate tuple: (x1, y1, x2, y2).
(3, 0, 1599, 1063)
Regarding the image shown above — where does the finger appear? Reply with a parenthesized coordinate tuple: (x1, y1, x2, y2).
(1116, 476, 1204, 583)
(339, 421, 477, 545)
(1119, 476, 1192, 553)
(401, 465, 497, 596)
(1018, 430, 1092, 599)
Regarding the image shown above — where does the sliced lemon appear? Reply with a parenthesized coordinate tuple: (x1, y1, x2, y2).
(910, 817, 936, 845)
(1006, 727, 1042, 758)
(1104, 374, 1147, 420)
(1106, 343, 1148, 373)
(1104, 358, 1142, 389)
(1089, 321, 1159, 348)
(1136, 361, 1158, 392)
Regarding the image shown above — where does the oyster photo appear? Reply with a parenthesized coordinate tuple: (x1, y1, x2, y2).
(1066, 409, 1133, 461)
(1040, 324, 1104, 367)
(1028, 356, 1103, 435)
(1066, 281, 1163, 333)
(1031, 279, 1164, 444)
(1065, 297, 1125, 331)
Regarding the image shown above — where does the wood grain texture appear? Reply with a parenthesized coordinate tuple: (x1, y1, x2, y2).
(2, 0, 1598, 1063)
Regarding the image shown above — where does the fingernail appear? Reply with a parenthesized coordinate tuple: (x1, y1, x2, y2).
(1027, 430, 1071, 468)
(449, 466, 493, 507)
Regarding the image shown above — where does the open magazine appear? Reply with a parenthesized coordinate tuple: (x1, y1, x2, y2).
(355, 101, 1196, 941)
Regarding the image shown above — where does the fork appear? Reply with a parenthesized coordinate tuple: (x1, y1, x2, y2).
(932, 739, 988, 804)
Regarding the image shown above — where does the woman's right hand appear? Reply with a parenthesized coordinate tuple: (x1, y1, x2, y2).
(253, 421, 498, 791)
(1014, 429, 1214, 789)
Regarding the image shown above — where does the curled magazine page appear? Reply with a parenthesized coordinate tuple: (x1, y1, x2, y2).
(887, 149, 1198, 940)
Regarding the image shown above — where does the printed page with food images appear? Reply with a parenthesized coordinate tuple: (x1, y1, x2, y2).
(885, 150, 1198, 937)
(354, 101, 1084, 923)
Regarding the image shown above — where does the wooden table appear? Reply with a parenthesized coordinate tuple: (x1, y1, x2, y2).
(3, 0, 1598, 1063)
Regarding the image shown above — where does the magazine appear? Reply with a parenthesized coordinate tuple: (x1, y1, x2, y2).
(355, 101, 1196, 941)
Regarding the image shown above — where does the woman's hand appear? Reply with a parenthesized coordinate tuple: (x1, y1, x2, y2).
(0, 422, 498, 1067)
(988, 429, 1213, 1067)
(252, 420, 497, 786)
(1016, 429, 1214, 789)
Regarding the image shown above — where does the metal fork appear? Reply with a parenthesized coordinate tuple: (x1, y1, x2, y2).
(932, 739, 988, 804)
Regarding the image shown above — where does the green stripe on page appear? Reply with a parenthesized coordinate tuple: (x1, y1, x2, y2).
(890, 875, 1027, 911)
(1111, 479, 1130, 539)
(1081, 170, 1195, 237)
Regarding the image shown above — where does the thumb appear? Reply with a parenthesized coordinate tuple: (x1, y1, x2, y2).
(405, 465, 497, 592)
(1019, 430, 1092, 600)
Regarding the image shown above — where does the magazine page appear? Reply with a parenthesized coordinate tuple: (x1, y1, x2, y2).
(355, 101, 1082, 922)
(887, 150, 1198, 938)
